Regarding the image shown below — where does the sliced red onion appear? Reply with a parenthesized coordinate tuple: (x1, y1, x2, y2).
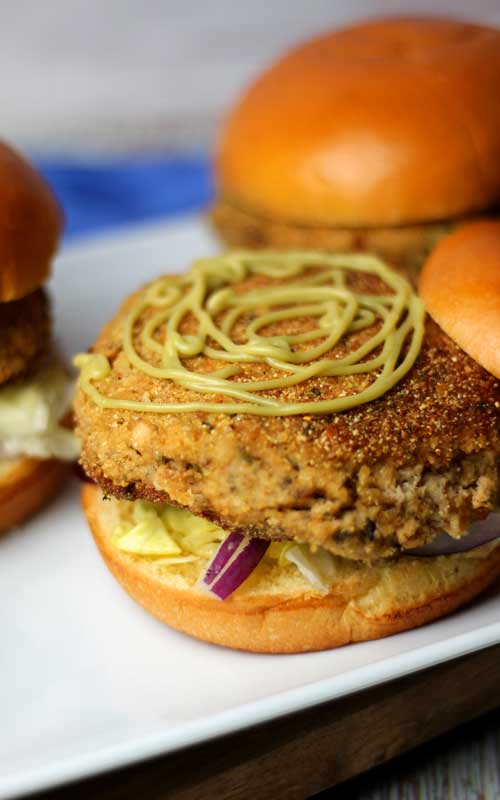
(203, 532, 244, 586)
(404, 513, 500, 557)
(203, 535, 269, 600)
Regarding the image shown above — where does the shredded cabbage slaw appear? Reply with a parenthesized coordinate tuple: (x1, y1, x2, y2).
(110, 499, 500, 599)
(0, 363, 79, 460)
(112, 499, 335, 594)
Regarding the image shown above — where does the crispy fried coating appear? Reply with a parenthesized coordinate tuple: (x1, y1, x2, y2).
(0, 289, 50, 386)
(75, 270, 500, 561)
(210, 198, 494, 279)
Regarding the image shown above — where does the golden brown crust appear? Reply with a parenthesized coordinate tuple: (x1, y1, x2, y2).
(216, 17, 500, 227)
(420, 220, 500, 379)
(87, 449, 499, 563)
(0, 457, 68, 533)
(74, 268, 500, 558)
(0, 289, 50, 386)
(210, 200, 493, 279)
(83, 483, 500, 653)
(0, 142, 62, 303)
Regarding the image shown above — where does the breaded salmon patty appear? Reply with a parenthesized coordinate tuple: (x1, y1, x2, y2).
(210, 199, 486, 279)
(75, 267, 500, 562)
(0, 289, 50, 385)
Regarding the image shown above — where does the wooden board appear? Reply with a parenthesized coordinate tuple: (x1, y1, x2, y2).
(37, 643, 500, 800)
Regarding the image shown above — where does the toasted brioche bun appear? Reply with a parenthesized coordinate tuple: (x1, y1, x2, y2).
(0, 457, 68, 534)
(0, 142, 62, 303)
(215, 17, 500, 229)
(419, 220, 500, 379)
(83, 484, 500, 653)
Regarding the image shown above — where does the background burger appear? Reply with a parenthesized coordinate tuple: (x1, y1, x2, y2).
(0, 142, 79, 534)
(210, 16, 500, 274)
(75, 222, 500, 653)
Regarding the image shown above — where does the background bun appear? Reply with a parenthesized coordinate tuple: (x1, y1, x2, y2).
(216, 17, 500, 227)
(0, 457, 68, 534)
(0, 142, 62, 303)
(83, 484, 500, 653)
(419, 220, 500, 379)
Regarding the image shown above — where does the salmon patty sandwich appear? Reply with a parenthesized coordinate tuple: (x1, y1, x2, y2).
(74, 222, 500, 653)
(0, 142, 79, 533)
(211, 17, 500, 276)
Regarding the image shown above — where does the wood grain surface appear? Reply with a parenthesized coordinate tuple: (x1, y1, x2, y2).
(322, 709, 500, 799)
(36, 644, 500, 800)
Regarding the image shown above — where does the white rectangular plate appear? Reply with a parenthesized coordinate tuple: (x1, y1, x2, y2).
(2, 217, 500, 800)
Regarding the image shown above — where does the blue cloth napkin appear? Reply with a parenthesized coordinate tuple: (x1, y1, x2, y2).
(36, 155, 214, 240)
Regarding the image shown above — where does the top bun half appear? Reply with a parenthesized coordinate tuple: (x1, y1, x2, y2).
(216, 17, 500, 227)
(419, 219, 500, 380)
(0, 142, 62, 303)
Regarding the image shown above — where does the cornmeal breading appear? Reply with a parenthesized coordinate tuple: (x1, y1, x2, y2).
(75, 266, 500, 561)
(209, 198, 492, 277)
(0, 289, 50, 386)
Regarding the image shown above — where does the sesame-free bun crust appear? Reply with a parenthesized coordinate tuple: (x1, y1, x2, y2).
(0, 457, 68, 534)
(419, 220, 500, 379)
(216, 17, 500, 228)
(83, 484, 500, 653)
(0, 142, 62, 303)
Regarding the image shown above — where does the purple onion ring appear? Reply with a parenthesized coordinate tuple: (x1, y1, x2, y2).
(404, 513, 500, 557)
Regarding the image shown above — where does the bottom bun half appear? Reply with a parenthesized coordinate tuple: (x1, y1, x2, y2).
(0, 456, 68, 533)
(83, 484, 500, 654)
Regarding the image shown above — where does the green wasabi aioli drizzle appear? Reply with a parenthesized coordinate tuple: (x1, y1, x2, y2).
(75, 251, 425, 416)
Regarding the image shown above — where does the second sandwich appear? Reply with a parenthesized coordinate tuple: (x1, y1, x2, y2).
(0, 142, 79, 533)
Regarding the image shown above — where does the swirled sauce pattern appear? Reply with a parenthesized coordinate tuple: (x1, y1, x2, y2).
(75, 251, 425, 416)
